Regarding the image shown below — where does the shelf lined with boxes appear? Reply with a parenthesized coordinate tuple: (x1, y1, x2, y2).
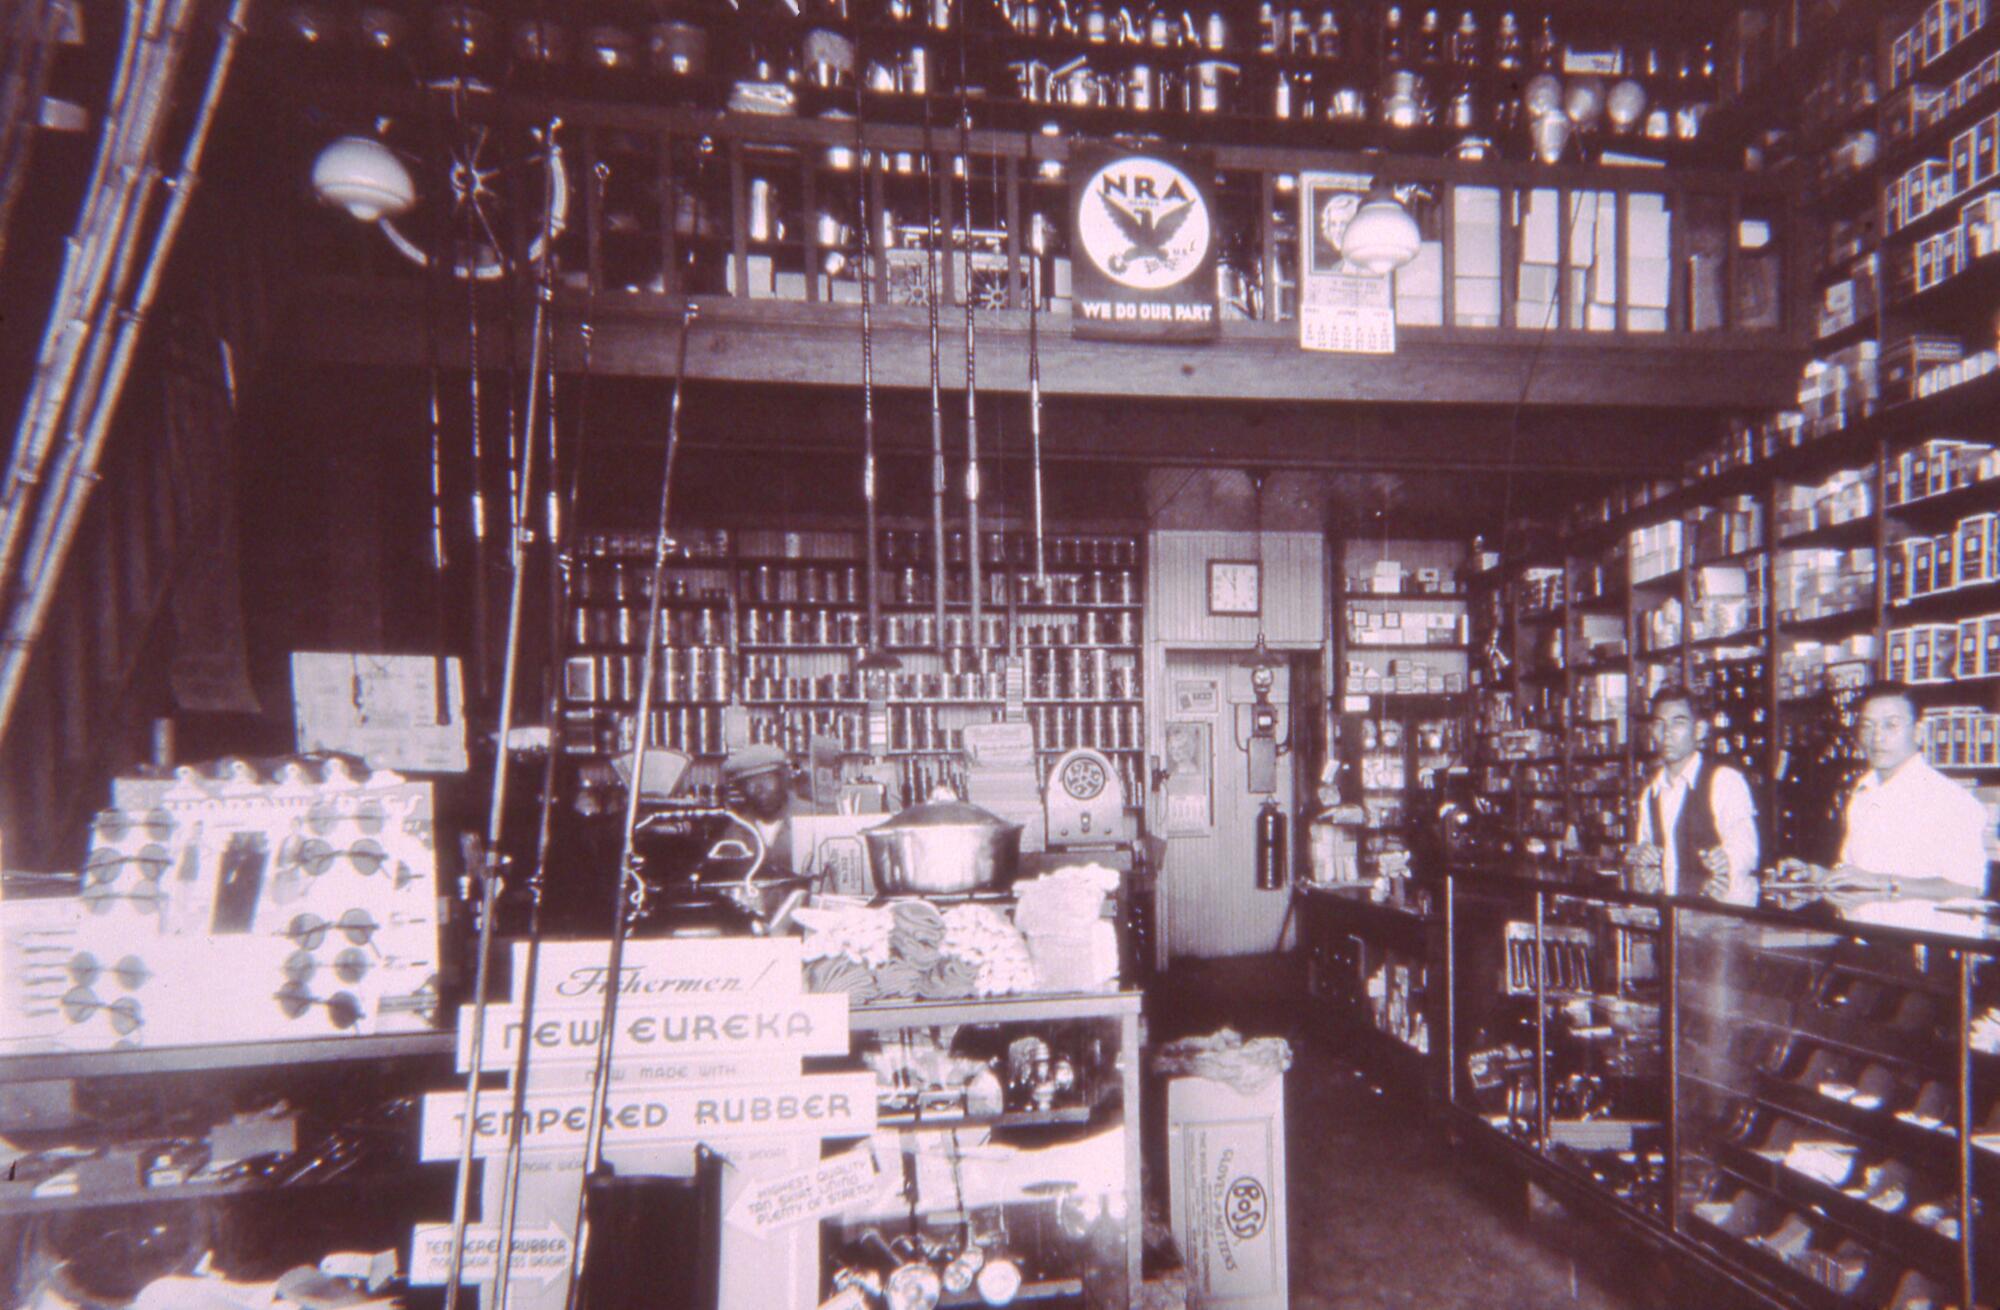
(1331, 541, 1470, 848)
(558, 523, 1148, 802)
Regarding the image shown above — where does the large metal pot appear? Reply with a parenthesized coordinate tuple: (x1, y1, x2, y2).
(864, 798, 1023, 894)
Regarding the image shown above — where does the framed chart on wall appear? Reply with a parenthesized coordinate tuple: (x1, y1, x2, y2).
(1163, 719, 1213, 834)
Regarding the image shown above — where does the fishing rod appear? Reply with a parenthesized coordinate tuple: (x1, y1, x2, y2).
(440, 116, 563, 1310)
(921, 85, 947, 658)
(852, 90, 896, 677)
(559, 298, 698, 1310)
(957, 22, 982, 659)
(488, 161, 600, 1310)
(1026, 142, 1047, 593)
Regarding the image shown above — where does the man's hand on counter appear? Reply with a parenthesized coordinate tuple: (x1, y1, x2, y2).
(1623, 842, 1663, 893)
(1767, 858, 1970, 908)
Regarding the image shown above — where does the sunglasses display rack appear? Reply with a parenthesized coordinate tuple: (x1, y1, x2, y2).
(3, 757, 442, 1055)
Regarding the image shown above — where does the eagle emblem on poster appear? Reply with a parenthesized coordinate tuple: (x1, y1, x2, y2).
(1070, 144, 1219, 340)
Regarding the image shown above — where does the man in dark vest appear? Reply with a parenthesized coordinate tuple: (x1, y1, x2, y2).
(1625, 687, 1760, 904)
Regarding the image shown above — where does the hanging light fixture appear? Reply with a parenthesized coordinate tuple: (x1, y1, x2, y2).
(311, 135, 415, 222)
(1341, 186, 1421, 275)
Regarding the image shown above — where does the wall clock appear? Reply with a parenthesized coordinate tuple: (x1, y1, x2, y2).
(1207, 559, 1261, 615)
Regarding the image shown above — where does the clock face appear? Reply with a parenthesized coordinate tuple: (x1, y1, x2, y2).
(1208, 560, 1260, 615)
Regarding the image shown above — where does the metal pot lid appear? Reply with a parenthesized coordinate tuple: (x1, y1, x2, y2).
(867, 798, 1019, 834)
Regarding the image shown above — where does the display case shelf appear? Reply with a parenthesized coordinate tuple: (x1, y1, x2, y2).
(0, 1162, 444, 1221)
(0, 1031, 454, 1083)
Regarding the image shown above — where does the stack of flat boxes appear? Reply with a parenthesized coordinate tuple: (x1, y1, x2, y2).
(1918, 706, 2000, 767)
(1630, 521, 1685, 585)
(1776, 548, 1877, 621)
(1776, 468, 1874, 538)
(1883, 334, 1966, 404)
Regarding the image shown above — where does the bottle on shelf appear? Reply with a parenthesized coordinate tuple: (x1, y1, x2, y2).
(1532, 14, 1558, 72)
(1315, 8, 1342, 60)
(1492, 12, 1523, 72)
(1417, 9, 1444, 66)
(1449, 10, 1480, 69)
(1381, 5, 1407, 67)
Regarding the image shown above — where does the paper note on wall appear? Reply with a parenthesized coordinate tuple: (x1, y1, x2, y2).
(292, 651, 468, 773)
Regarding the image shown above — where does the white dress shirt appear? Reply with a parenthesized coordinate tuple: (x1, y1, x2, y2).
(1635, 754, 1761, 904)
(1838, 755, 1991, 891)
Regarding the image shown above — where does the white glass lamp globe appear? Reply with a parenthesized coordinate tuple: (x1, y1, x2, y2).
(1343, 196, 1422, 274)
(312, 136, 415, 223)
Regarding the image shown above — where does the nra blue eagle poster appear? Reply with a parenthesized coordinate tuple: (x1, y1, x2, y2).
(1069, 143, 1220, 341)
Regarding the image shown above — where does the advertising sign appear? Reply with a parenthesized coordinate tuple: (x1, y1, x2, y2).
(456, 993, 849, 1070)
(419, 1073, 879, 1158)
(1070, 143, 1220, 340)
(1299, 171, 1396, 355)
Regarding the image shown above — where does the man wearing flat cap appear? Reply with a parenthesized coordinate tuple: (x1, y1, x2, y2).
(723, 743, 799, 873)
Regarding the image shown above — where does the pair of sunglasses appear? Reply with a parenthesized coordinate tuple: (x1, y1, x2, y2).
(80, 881, 167, 916)
(273, 981, 364, 1030)
(56, 989, 144, 1034)
(280, 908, 386, 951)
(92, 808, 175, 844)
(301, 801, 391, 837)
(278, 836, 393, 879)
(65, 951, 152, 991)
(83, 844, 172, 885)
(286, 945, 413, 986)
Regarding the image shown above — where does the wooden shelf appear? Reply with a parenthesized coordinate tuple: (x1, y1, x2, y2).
(1775, 517, 1877, 552)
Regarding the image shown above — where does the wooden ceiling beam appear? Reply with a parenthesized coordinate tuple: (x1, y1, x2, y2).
(289, 276, 1801, 413)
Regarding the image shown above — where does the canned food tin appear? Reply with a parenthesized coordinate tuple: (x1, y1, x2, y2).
(564, 657, 597, 703)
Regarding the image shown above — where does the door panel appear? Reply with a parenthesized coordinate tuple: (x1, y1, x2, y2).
(1152, 651, 1298, 959)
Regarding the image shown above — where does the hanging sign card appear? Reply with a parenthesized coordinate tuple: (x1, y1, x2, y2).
(724, 1145, 899, 1237)
(418, 1075, 879, 1157)
(1070, 143, 1220, 340)
(455, 993, 850, 1070)
(407, 1223, 574, 1288)
(509, 938, 803, 1006)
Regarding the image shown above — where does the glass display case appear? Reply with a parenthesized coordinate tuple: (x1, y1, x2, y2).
(1443, 869, 2000, 1310)
(1297, 884, 1442, 1094)
(1672, 905, 1999, 1310)
(822, 993, 1142, 1308)
(1445, 875, 1668, 1220)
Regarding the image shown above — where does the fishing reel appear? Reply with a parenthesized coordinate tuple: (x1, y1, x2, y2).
(312, 79, 570, 280)
(825, 1223, 1027, 1310)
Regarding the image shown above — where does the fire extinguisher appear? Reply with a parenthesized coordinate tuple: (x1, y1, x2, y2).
(1255, 798, 1287, 890)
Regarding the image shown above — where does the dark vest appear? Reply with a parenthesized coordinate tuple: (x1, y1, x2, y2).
(1649, 756, 1722, 892)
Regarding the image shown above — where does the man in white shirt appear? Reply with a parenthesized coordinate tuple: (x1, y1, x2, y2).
(1625, 688, 1760, 904)
(1804, 682, 1992, 908)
